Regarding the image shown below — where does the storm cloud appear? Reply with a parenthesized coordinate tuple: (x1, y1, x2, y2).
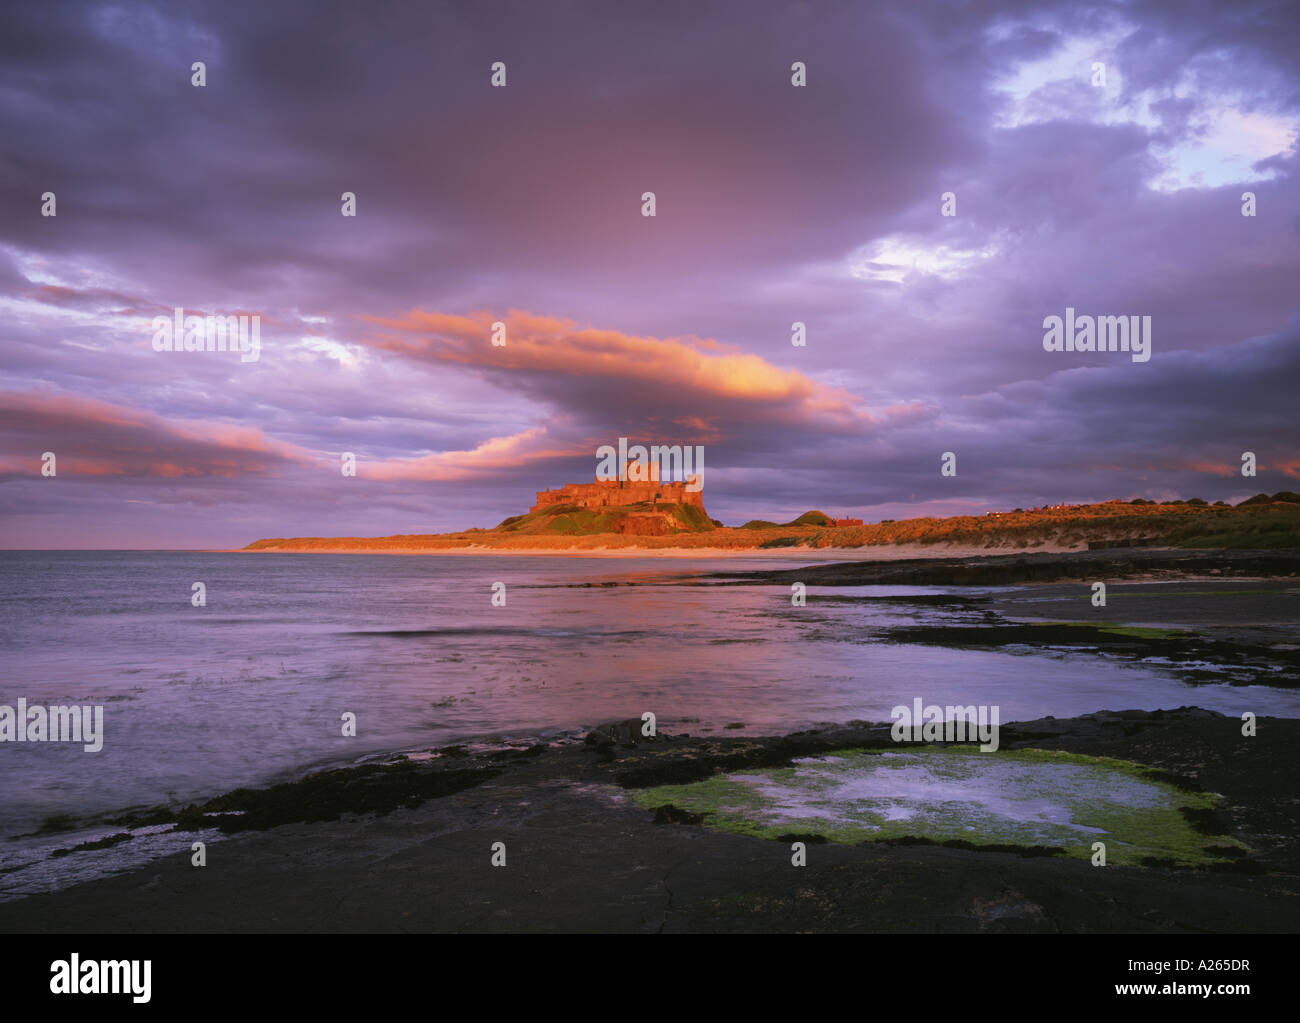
(1, 0, 1296, 545)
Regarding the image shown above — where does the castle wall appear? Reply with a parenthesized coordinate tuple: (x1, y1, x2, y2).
(531, 477, 704, 514)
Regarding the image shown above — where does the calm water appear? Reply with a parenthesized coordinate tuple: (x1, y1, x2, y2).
(3, 550, 1297, 897)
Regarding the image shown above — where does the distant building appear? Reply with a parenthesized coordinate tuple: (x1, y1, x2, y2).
(833, 516, 863, 527)
(531, 458, 705, 514)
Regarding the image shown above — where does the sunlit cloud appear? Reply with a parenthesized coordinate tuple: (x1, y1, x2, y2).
(0, 391, 315, 480)
(362, 309, 888, 430)
(361, 426, 569, 481)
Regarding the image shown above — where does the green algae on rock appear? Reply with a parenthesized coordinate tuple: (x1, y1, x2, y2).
(631, 747, 1244, 866)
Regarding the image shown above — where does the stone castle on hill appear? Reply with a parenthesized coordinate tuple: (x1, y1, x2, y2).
(531, 459, 705, 514)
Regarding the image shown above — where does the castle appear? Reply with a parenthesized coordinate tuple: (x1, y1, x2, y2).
(531, 459, 705, 514)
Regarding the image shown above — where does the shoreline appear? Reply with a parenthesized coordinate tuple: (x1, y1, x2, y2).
(2, 707, 1296, 933)
(227, 541, 1086, 558)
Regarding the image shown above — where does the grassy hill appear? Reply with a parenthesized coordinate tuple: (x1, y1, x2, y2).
(493, 501, 714, 537)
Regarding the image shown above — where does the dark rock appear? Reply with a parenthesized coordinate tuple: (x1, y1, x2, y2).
(51, 832, 134, 857)
(584, 717, 669, 748)
(653, 804, 705, 826)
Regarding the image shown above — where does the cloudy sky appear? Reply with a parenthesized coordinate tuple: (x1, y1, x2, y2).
(1, 0, 1297, 548)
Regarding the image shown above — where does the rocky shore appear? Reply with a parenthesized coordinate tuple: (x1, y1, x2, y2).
(708, 546, 1300, 586)
(2, 708, 1296, 933)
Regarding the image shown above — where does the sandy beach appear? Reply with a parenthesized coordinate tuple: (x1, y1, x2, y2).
(231, 541, 1087, 558)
